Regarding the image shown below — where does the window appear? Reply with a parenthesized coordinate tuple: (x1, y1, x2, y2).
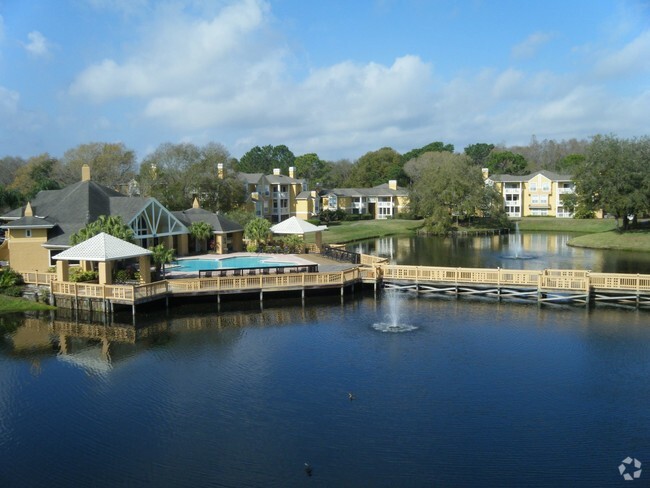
(529, 182, 537, 191)
(25, 229, 32, 238)
(542, 182, 550, 192)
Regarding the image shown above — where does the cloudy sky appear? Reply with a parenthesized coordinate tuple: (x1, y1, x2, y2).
(1, 0, 649, 162)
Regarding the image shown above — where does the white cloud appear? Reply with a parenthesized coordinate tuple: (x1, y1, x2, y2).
(24, 31, 51, 57)
(70, 0, 270, 101)
(512, 32, 555, 60)
(65, 0, 650, 160)
(594, 30, 650, 77)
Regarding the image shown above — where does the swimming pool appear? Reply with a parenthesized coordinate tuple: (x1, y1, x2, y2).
(172, 256, 298, 272)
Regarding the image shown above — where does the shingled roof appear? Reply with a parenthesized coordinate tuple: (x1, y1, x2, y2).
(173, 206, 243, 234)
(1, 179, 187, 248)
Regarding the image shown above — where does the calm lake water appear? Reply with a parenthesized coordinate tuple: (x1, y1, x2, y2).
(1, 233, 650, 487)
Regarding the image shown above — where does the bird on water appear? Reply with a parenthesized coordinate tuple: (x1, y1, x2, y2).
(304, 462, 313, 476)
(348, 392, 355, 400)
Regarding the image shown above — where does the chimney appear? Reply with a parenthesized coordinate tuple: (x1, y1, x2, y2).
(192, 197, 200, 209)
(273, 168, 281, 176)
(482, 168, 489, 180)
(217, 163, 225, 180)
(388, 180, 397, 190)
(24, 202, 33, 217)
(289, 166, 296, 179)
(81, 164, 91, 181)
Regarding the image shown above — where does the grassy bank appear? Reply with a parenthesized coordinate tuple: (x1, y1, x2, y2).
(317, 219, 424, 244)
(517, 217, 617, 233)
(0, 294, 56, 314)
(568, 231, 650, 252)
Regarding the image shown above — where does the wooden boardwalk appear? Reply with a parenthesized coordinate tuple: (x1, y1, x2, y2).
(25, 253, 650, 312)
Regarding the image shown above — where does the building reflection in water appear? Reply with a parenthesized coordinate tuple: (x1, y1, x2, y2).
(1, 298, 344, 375)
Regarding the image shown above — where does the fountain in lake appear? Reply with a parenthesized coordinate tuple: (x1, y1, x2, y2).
(501, 221, 535, 260)
(372, 290, 418, 333)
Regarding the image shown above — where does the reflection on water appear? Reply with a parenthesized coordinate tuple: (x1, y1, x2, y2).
(348, 233, 650, 273)
(2, 297, 650, 487)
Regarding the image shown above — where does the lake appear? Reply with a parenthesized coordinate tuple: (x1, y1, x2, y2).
(1, 232, 649, 487)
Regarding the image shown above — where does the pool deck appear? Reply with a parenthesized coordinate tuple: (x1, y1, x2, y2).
(166, 252, 353, 279)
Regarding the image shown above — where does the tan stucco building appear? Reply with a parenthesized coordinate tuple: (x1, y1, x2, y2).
(321, 180, 410, 219)
(485, 169, 576, 218)
(0, 165, 190, 273)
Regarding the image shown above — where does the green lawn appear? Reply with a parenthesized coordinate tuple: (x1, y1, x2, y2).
(313, 219, 424, 244)
(0, 294, 56, 314)
(517, 217, 617, 233)
(568, 230, 650, 252)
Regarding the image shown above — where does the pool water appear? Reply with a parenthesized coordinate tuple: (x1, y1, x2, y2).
(172, 256, 298, 272)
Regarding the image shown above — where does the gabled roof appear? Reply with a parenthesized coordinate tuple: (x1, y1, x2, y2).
(0, 180, 188, 248)
(264, 174, 302, 185)
(237, 172, 264, 185)
(1, 216, 56, 229)
(489, 170, 573, 183)
(54, 232, 152, 262)
(325, 184, 408, 197)
(173, 207, 243, 234)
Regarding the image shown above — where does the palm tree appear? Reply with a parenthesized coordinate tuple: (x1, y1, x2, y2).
(189, 221, 214, 253)
(70, 215, 135, 245)
(244, 218, 271, 251)
(149, 244, 175, 279)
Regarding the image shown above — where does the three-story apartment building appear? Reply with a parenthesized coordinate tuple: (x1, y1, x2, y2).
(485, 169, 575, 218)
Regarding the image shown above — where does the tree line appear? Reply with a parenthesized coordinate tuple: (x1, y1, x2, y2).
(2, 135, 649, 232)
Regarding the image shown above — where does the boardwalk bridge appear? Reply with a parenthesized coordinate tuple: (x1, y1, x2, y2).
(19, 251, 650, 313)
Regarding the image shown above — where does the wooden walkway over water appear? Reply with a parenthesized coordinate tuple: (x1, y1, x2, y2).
(21, 253, 650, 312)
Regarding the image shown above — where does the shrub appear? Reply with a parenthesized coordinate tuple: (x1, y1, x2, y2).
(69, 269, 99, 282)
(0, 267, 24, 295)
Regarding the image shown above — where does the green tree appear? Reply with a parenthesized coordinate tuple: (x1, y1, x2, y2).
(9, 154, 61, 199)
(189, 222, 214, 253)
(556, 154, 585, 174)
(571, 135, 650, 230)
(0, 185, 24, 214)
(402, 141, 454, 163)
(0, 156, 25, 186)
(70, 215, 135, 245)
(485, 151, 528, 175)
(224, 208, 257, 229)
(244, 218, 272, 250)
(464, 143, 495, 167)
(138, 142, 243, 212)
(320, 159, 354, 188)
(347, 147, 405, 187)
(56, 142, 136, 187)
(409, 153, 492, 231)
(149, 244, 175, 279)
(294, 153, 328, 185)
(237, 145, 295, 174)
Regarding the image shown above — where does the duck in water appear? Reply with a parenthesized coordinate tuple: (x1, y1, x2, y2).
(304, 462, 313, 476)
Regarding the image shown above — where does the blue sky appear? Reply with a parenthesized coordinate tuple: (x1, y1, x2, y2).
(1, 0, 649, 162)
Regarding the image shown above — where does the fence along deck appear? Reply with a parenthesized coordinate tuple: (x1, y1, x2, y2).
(35, 260, 650, 312)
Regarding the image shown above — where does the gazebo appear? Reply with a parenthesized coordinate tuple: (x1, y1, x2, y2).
(53, 232, 152, 285)
(270, 217, 328, 251)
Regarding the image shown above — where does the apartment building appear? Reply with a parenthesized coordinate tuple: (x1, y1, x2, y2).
(485, 169, 575, 218)
(321, 180, 409, 219)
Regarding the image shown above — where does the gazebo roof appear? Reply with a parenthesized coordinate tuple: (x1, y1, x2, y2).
(54, 232, 152, 262)
(270, 216, 327, 235)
